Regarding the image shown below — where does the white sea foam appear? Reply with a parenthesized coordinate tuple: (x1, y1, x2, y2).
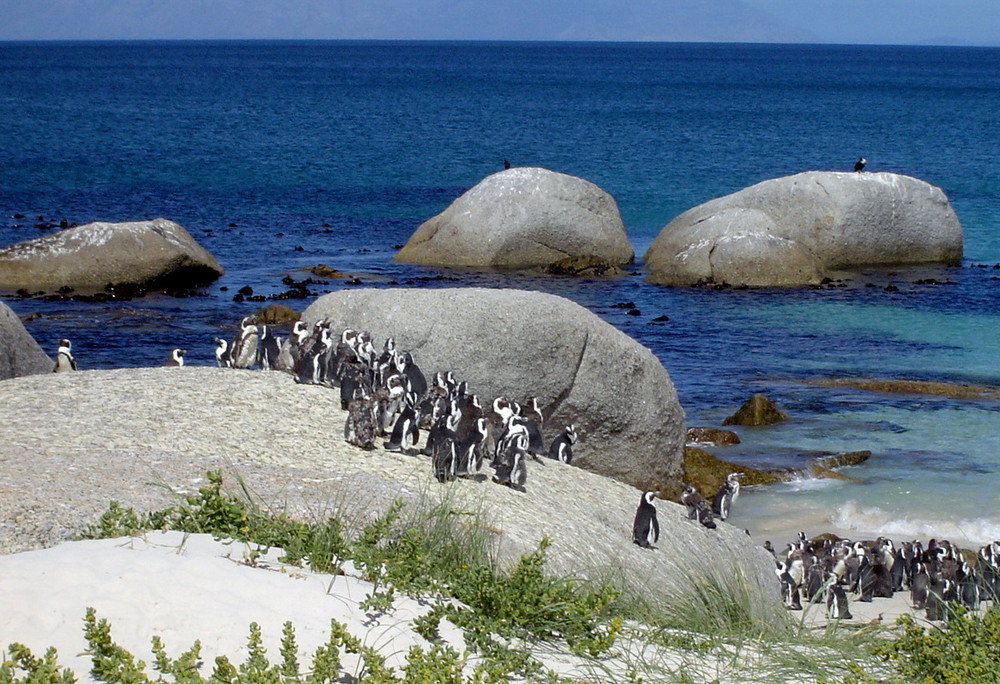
(830, 500, 1000, 548)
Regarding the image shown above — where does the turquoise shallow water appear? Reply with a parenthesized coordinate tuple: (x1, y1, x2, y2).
(1, 40, 999, 548)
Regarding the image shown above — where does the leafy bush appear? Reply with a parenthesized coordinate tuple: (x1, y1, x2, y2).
(872, 607, 1000, 683)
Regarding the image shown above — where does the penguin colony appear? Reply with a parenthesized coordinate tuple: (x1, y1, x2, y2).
(213, 316, 580, 492)
(769, 532, 1000, 622)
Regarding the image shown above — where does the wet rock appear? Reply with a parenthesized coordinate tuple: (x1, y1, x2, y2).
(545, 254, 624, 277)
(252, 304, 300, 326)
(686, 427, 742, 446)
(722, 393, 788, 426)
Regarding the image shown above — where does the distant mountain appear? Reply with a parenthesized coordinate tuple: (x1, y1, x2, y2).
(0, 0, 819, 43)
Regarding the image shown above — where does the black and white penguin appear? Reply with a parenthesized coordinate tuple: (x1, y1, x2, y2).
(53, 338, 77, 372)
(400, 351, 427, 399)
(214, 338, 232, 368)
(455, 417, 489, 478)
(826, 573, 853, 620)
(383, 392, 421, 453)
(776, 561, 802, 610)
(711, 472, 742, 521)
(680, 484, 716, 529)
(631, 491, 660, 549)
(432, 411, 461, 483)
(258, 325, 282, 371)
(275, 320, 309, 373)
(854, 157, 867, 172)
(230, 316, 259, 369)
(547, 424, 578, 463)
(164, 348, 186, 367)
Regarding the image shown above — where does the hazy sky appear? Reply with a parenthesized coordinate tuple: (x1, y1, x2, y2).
(1, 0, 998, 45)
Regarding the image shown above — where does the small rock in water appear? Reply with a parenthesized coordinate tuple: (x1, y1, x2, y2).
(722, 393, 787, 426)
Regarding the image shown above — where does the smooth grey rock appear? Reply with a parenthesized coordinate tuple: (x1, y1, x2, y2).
(0, 218, 224, 293)
(0, 366, 780, 622)
(645, 171, 963, 287)
(394, 167, 634, 268)
(0, 300, 51, 380)
(302, 287, 685, 489)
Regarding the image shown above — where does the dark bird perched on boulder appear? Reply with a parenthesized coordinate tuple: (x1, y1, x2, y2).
(854, 157, 867, 172)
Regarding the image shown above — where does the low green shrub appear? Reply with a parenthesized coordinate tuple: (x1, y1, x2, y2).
(871, 607, 1000, 683)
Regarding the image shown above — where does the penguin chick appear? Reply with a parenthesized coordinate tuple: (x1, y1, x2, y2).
(681, 484, 717, 529)
(53, 338, 77, 372)
(632, 491, 660, 549)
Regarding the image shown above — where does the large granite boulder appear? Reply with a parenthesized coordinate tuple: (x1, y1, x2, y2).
(394, 167, 635, 268)
(0, 300, 51, 379)
(0, 367, 780, 624)
(645, 171, 963, 287)
(302, 287, 684, 489)
(0, 218, 224, 294)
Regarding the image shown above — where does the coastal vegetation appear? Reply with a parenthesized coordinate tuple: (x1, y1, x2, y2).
(8, 471, 986, 683)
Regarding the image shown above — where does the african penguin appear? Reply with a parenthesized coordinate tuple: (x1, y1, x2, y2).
(230, 316, 259, 369)
(214, 338, 232, 368)
(631, 491, 660, 549)
(680, 484, 716, 529)
(53, 338, 77, 372)
(547, 424, 578, 463)
(826, 574, 853, 620)
(383, 392, 420, 453)
(258, 325, 282, 371)
(711, 472, 742, 521)
(164, 348, 186, 367)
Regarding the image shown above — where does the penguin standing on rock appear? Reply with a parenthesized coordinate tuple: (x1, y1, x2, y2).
(854, 157, 867, 172)
(681, 484, 717, 529)
(53, 338, 77, 372)
(712, 472, 742, 521)
(632, 491, 660, 549)
(164, 348, 186, 367)
(230, 316, 259, 369)
(547, 424, 578, 463)
(214, 338, 231, 368)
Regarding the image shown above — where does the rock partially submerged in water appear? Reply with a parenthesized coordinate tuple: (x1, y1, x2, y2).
(723, 393, 787, 426)
(394, 167, 634, 268)
(645, 171, 962, 287)
(0, 218, 223, 294)
(686, 426, 741, 445)
(545, 254, 624, 277)
(810, 377, 1000, 401)
(0, 301, 51, 380)
(679, 446, 871, 501)
(302, 287, 684, 489)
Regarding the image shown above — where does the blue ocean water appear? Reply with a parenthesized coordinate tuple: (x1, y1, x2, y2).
(2, 40, 1000, 546)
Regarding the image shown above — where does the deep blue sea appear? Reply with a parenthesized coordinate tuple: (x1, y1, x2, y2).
(2, 40, 1000, 547)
